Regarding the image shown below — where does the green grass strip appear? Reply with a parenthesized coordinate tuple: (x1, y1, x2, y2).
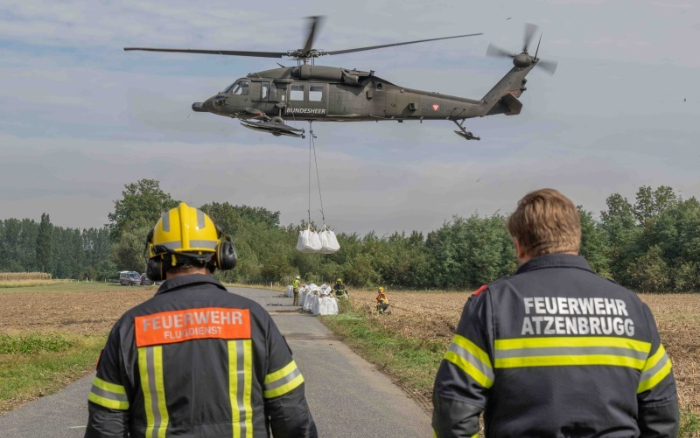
(0, 333, 106, 413)
(320, 310, 444, 399)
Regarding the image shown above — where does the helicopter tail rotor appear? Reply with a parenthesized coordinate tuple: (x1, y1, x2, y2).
(486, 23, 557, 76)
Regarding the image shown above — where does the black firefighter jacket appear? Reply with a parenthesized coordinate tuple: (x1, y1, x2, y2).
(85, 274, 317, 438)
(432, 254, 679, 438)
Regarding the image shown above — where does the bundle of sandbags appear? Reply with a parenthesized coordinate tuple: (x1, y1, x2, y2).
(296, 226, 340, 254)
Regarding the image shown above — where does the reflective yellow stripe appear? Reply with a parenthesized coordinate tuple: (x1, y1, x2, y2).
(139, 348, 154, 435)
(139, 346, 168, 438)
(495, 354, 645, 369)
(495, 336, 651, 352)
(88, 392, 129, 410)
(452, 335, 492, 369)
(638, 344, 673, 393)
(445, 350, 494, 388)
(243, 341, 253, 438)
(93, 376, 126, 394)
(153, 347, 169, 438)
(494, 336, 650, 369)
(229, 340, 253, 438)
(264, 360, 297, 384)
(264, 360, 305, 398)
(641, 344, 666, 372)
(264, 373, 304, 398)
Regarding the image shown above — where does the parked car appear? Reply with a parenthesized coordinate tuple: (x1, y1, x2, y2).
(119, 271, 141, 286)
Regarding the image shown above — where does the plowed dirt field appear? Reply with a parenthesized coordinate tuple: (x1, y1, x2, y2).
(348, 289, 700, 414)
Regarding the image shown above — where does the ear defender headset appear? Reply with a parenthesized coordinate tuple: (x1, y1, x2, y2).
(145, 203, 237, 282)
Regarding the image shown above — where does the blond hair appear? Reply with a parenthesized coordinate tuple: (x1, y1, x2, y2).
(507, 189, 581, 257)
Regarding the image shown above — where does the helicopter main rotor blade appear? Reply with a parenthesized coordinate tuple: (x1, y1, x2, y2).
(301, 16, 325, 58)
(123, 47, 287, 58)
(537, 59, 558, 75)
(486, 43, 514, 58)
(324, 32, 483, 56)
(523, 23, 538, 52)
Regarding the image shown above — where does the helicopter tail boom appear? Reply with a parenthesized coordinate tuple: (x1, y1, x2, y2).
(479, 63, 535, 116)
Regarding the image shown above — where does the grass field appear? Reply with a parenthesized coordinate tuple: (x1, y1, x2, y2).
(322, 288, 700, 436)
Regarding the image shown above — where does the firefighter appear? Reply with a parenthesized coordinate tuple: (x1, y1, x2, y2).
(333, 278, 347, 298)
(85, 203, 317, 438)
(293, 275, 301, 306)
(432, 189, 679, 438)
(376, 287, 390, 315)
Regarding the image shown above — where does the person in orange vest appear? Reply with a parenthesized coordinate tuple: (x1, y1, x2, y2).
(376, 287, 390, 315)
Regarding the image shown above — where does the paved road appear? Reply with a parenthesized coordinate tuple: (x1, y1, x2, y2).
(0, 287, 431, 437)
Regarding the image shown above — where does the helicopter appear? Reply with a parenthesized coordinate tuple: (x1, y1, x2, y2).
(124, 17, 556, 140)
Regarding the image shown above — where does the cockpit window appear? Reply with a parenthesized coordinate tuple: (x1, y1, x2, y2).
(226, 80, 249, 95)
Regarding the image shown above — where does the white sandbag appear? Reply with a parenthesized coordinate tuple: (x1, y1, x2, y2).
(299, 291, 307, 306)
(316, 296, 339, 315)
(303, 294, 317, 313)
(312, 297, 321, 315)
(296, 228, 322, 253)
(286, 285, 294, 297)
(319, 229, 340, 254)
(319, 284, 332, 296)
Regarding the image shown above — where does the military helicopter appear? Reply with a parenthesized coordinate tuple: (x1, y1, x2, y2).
(124, 17, 556, 140)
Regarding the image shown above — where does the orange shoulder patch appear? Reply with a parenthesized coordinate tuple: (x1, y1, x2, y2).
(134, 307, 251, 347)
(472, 285, 488, 297)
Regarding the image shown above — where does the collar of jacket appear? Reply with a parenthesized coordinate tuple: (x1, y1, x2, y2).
(515, 253, 593, 275)
(155, 274, 228, 296)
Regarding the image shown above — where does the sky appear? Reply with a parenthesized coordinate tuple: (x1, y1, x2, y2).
(0, 0, 698, 236)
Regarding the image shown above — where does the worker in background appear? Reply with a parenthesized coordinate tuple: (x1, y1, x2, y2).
(333, 277, 347, 299)
(432, 189, 678, 437)
(376, 287, 390, 315)
(293, 275, 301, 306)
(85, 203, 317, 438)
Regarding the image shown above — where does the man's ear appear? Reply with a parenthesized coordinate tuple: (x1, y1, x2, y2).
(514, 239, 527, 261)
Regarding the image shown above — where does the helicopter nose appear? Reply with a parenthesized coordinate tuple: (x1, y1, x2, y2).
(192, 101, 207, 112)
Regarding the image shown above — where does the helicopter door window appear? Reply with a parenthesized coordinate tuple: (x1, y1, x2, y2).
(261, 83, 269, 100)
(269, 82, 278, 101)
(290, 84, 304, 101)
(309, 85, 323, 102)
(232, 80, 249, 96)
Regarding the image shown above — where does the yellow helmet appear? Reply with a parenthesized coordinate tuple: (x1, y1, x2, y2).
(336, 278, 342, 283)
(146, 203, 236, 280)
(150, 202, 219, 256)
(378, 286, 384, 293)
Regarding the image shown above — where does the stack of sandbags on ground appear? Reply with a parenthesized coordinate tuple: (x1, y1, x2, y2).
(314, 296, 339, 315)
(296, 227, 322, 253)
(286, 285, 294, 297)
(303, 284, 321, 313)
(319, 226, 340, 254)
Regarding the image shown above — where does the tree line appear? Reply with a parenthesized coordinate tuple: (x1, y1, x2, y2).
(0, 179, 698, 292)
